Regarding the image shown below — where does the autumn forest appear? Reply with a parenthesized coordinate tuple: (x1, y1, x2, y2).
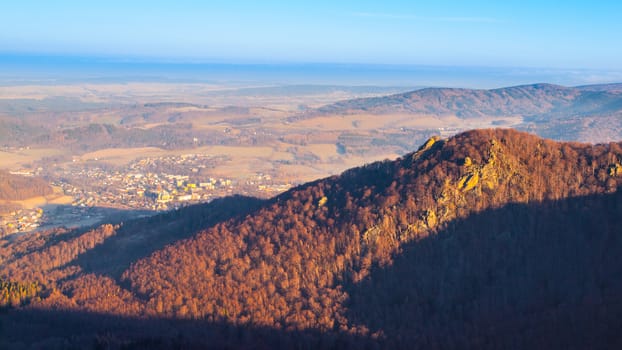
(2, 129, 622, 349)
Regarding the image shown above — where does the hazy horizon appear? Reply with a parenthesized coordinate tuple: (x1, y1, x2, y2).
(3, 2, 621, 88)
(2, 53, 622, 89)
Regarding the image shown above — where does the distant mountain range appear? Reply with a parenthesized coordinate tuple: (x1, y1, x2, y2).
(301, 83, 622, 142)
(312, 83, 622, 117)
(2, 129, 622, 348)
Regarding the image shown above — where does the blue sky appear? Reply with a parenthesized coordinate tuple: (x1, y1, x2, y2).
(1, 0, 621, 70)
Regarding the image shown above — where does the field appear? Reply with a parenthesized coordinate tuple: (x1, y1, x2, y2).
(0, 81, 532, 226)
(0, 83, 432, 181)
(0, 83, 422, 231)
(79, 147, 175, 165)
(3, 80, 618, 236)
(0, 148, 65, 168)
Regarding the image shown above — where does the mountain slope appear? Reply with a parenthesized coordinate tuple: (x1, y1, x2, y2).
(346, 190, 622, 349)
(3, 129, 622, 348)
(123, 129, 622, 327)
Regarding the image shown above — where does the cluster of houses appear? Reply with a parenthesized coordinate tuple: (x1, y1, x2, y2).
(1, 153, 295, 236)
(0, 208, 43, 236)
(56, 170, 236, 211)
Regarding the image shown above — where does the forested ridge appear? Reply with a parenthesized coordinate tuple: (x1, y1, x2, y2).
(2, 128, 622, 349)
(0, 170, 52, 201)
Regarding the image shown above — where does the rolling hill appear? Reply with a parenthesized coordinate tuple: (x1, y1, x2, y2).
(300, 83, 622, 142)
(2, 129, 622, 349)
(310, 83, 622, 118)
(0, 170, 52, 201)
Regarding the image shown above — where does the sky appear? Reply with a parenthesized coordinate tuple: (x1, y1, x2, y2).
(0, 0, 621, 85)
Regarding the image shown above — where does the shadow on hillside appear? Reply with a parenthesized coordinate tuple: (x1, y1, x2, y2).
(1, 205, 153, 265)
(5, 192, 622, 349)
(345, 190, 622, 349)
(0, 307, 378, 349)
(75, 195, 265, 281)
(37, 203, 153, 232)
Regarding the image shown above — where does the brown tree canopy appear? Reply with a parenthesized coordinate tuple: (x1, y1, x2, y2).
(3, 129, 622, 349)
(0, 170, 52, 201)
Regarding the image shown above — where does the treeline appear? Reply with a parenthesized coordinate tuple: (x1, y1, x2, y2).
(0, 196, 264, 315)
(31, 123, 230, 151)
(1, 224, 118, 284)
(0, 227, 72, 265)
(0, 278, 41, 308)
(0, 170, 52, 200)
